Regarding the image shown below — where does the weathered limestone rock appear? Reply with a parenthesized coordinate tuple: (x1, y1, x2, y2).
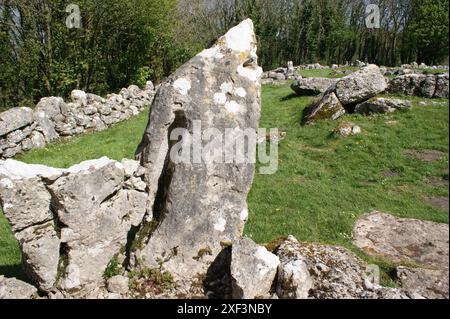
(434, 73, 449, 98)
(276, 257, 313, 299)
(134, 19, 262, 289)
(35, 97, 65, 120)
(388, 73, 449, 98)
(0, 157, 148, 296)
(396, 266, 449, 299)
(291, 77, 338, 95)
(333, 122, 361, 138)
(275, 236, 375, 299)
(107, 275, 130, 295)
(71, 90, 88, 106)
(0, 107, 34, 137)
(0, 276, 38, 299)
(302, 91, 346, 125)
(353, 212, 449, 269)
(355, 98, 412, 114)
(353, 212, 450, 299)
(34, 111, 59, 143)
(231, 237, 280, 299)
(334, 65, 388, 105)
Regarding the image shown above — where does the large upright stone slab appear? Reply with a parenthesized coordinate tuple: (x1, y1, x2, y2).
(135, 19, 262, 289)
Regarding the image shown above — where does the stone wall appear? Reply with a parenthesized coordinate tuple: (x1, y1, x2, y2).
(0, 83, 156, 159)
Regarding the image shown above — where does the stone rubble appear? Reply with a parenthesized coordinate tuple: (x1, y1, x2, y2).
(0, 157, 148, 297)
(0, 84, 155, 159)
(302, 65, 388, 125)
(388, 73, 449, 98)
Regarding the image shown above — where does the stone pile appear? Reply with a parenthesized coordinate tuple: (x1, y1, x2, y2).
(302, 64, 388, 125)
(262, 64, 297, 84)
(388, 73, 449, 98)
(0, 157, 149, 298)
(0, 83, 155, 159)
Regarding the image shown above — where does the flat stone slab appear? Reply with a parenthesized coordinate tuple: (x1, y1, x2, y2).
(397, 266, 449, 299)
(353, 212, 449, 269)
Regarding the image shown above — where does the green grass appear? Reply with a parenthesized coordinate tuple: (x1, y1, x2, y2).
(0, 80, 448, 286)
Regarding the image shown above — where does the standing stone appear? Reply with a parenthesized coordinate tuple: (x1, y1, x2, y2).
(231, 237, 280, 299)
(134, 19, 262, 289)
(287, 61, 294, 77)
(48, 158, 147, 295)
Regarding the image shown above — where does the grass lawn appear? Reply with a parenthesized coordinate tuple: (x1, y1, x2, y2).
(1, 72, 448, 285)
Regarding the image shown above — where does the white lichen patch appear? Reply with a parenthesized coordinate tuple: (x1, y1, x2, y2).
(214, 217, 227, 232)
(240, 208, 249, 221)
(220, 82, 234, 94)
(173, 78, 191, 95)
(225, 101, 241, 114)
(214, 92, 227, 105)
(199, 46, 224, 60)
(3, 203, 13, 209)
(235, 87, 247, 98)
(0, 178, 13, 189)
(224, 19, 254, 52)
(237, 65, 263, 82)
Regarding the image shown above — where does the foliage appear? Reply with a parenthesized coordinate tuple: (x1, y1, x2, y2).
(103, 255, 122, 280)
(178, 0, 449, 69)
(0, 0, 184, 109)
(1, 0, 448, 109)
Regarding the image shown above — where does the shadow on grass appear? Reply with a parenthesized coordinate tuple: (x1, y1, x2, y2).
(0, 264, 29, 282)
(300, 104, 313, 126)
(280, 93, 299, 101)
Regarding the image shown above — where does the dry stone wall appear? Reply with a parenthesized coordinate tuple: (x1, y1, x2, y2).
(0, 83, 156, 159)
